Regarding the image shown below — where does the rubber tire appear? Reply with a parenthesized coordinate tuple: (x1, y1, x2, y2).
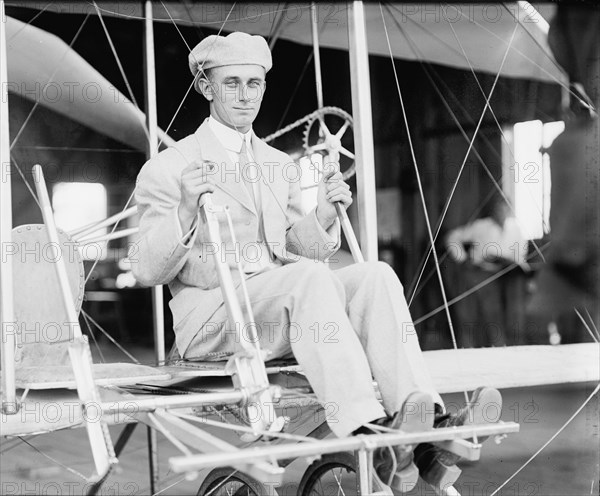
(197, 467, 279, 496)
(298, 452, 357, 496)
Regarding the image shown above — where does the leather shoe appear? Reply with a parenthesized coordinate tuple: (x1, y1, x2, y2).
(373, 391, 435, 493)
(415, 387, 502, 488)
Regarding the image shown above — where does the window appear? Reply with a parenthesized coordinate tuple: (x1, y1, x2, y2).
(503, 120, 564, 240)
(52, 182, 108, 260)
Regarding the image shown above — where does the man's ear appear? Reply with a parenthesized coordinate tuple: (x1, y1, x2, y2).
(196, 76, 215, 102)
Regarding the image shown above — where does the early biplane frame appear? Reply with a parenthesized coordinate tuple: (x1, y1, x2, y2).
(1, 2, 598, 496)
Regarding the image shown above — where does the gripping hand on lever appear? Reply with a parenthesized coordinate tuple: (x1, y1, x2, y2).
(316, 154, 353, 231)
(178, 160, 216, 232)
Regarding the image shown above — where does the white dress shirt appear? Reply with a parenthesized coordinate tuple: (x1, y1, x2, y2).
(207, 117, 273, 272)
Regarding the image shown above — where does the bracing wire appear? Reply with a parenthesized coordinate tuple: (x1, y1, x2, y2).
(92, 1, 151, 143)
(17, 436, 88, 481)
(9, 13, 90, 152)
(81, 310, 107, 363)
(443, 3, 592, 111)
(80, 309, 141, 364)
(444, 9, 551, 244)
(489, 383, 600, 496)
(379, 3, 470, 404)
(574, 308, 600, 344)
(7, 2, 51, 41)
(383, 5, 538, 305)
(413, 244, 547, 325)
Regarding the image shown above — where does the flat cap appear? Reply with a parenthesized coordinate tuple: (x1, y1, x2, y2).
(188, 32, 272, 77)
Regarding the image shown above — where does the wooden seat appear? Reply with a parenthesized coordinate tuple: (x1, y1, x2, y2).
(10, 224, 171, 389)
(12, 363, 170, 390)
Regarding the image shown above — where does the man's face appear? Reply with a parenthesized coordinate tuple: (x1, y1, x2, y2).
(204, 64, 266, 133)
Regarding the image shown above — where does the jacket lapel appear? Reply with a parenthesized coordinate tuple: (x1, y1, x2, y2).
(194, 121, 256, 215)
(251, 132, 288, 222)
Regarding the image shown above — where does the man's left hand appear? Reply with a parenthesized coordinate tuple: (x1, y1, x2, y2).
(316, 169, 352, 230)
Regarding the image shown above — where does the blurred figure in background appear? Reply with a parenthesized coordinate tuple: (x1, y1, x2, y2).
(446, 201, 529, 347)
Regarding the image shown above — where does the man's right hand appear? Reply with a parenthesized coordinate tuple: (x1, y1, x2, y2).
(178, 160, 216, 232)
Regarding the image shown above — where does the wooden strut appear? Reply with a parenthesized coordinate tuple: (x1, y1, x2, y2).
(168, 422, 519, 474)
(0, 0, 18, 415)
(32, 164, 117, 482)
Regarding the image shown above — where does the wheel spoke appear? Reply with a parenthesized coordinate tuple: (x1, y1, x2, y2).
(333, 468, 345, 496)
(317, 476, 324, 495)
(318, 116, 333, 138)
(339, 147, 355, 160)
(335, 120, 351, 139)
(307, 142, 328, 154)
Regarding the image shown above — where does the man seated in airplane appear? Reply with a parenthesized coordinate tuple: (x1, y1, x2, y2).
(131, 32, 502, 492)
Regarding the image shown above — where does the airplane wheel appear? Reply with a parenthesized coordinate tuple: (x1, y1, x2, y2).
(298, 452, 357, 496)
(197, 467, 279, 496)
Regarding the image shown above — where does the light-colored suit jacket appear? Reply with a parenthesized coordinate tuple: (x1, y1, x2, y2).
(131, 119, 340, 356)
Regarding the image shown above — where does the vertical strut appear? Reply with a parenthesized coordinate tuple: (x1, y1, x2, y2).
(143, 0, 165, 366)
(347, 1, 378, 261)
(0, 0, 18, 415)
(143, 3, 162, 492)
(310, 2, 324, 109)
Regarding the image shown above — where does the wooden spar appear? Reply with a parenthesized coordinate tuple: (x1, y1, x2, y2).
(68, 205, 137, 238)
(169, 422, 519, 473)
(33, 165, 115, 480)
(313, 3, 365, 262)
(77, 226, 139, 245)
(310, 2, 324, 109)
(347, 1, 378, 261)
(143, 4, 162, 493)
(143, 1, 165, 366)
(0, 0, 18, 415)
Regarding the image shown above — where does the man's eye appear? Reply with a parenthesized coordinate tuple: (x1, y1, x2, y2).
(225, 82, 237, 88)
(248, 81, 260, 88)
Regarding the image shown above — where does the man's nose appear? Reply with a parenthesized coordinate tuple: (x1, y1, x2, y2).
(238, 85, 248, 102)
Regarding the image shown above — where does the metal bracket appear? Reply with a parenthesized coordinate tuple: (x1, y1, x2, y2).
(431, 438, 482, 462)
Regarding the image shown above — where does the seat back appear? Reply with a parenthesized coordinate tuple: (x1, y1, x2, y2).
(12, 224, 85, 368)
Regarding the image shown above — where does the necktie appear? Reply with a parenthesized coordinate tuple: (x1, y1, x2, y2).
(239, 140, 256, 207)
(239, 139, 273, 270)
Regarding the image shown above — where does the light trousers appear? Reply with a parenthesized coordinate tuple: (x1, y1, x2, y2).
(185, 260, 442, 437)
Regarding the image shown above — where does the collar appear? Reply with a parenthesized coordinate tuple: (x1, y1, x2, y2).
(208, 115, 252, 153)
